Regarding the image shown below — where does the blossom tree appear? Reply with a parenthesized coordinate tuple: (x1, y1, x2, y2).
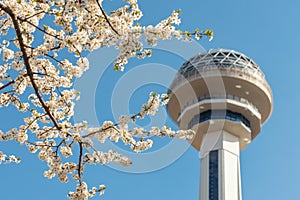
(0, 0, 213, 199)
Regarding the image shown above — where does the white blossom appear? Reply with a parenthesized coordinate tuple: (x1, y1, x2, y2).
(16, 130, 28, 144)
(99, 184, 106, 195)
(76, 57, 89, 72)
(118, 115, 130, 129)
(2, 47, 14, 61)
(131, 139, 153, 152)
(60, 146, 73, 158)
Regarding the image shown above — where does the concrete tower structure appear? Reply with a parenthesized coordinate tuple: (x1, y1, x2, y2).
(167, 49, 273, 200)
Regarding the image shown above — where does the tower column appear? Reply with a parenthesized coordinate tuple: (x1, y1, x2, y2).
(199, 130, 242, 200)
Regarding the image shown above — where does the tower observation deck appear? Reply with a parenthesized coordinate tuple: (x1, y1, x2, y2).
(167, 49, 273, 200)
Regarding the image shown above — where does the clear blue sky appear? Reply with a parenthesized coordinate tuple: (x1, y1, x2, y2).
(1, 0, 300, 199)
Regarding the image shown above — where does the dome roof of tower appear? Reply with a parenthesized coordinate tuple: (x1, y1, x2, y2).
(177, 49, 265, 79)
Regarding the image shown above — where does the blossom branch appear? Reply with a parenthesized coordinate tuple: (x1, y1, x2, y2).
(22, 10, 47, 21)
(0, 80, 15, 91)
(18, 16, 62, 40)
(96, 0, 119, 36)
(0, 1, 211, 199)
(78, 142, 83, 183)
(0, 2, 61, 131)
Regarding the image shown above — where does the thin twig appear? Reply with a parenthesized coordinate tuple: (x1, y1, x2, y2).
(95, 0, 119, 36)
(23, 10, 47, 21)
(0, 80, 15, 91)
(78, 142, 83, 183)
(18, 16, 62, 40)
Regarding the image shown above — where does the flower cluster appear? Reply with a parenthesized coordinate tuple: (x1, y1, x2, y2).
(0, 151, 20, 164)
(83, 150, 132, 166)
(68, 182, 106, 200)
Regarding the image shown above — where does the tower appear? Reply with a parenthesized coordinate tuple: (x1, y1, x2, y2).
(167, 49, 273, 200)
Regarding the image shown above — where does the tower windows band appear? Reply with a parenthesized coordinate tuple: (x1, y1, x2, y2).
(188, 110, 251, 129)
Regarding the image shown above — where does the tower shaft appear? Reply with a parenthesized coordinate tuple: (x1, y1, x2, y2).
(199, 130, 242, 200)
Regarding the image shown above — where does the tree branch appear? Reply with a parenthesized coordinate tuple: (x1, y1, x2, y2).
(0, 80, 15, 91)
(23, 10, 47, 21)
(18, 16, 62, 40)
(0, 2, 61, 131)
(96, 0, 119, 36)
(78, 142, 83, 183)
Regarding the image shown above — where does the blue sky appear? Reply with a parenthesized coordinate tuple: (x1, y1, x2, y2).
(1, 0, 300, 199)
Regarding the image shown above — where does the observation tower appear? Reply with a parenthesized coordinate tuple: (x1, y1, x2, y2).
(167, 49, 273, 200)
